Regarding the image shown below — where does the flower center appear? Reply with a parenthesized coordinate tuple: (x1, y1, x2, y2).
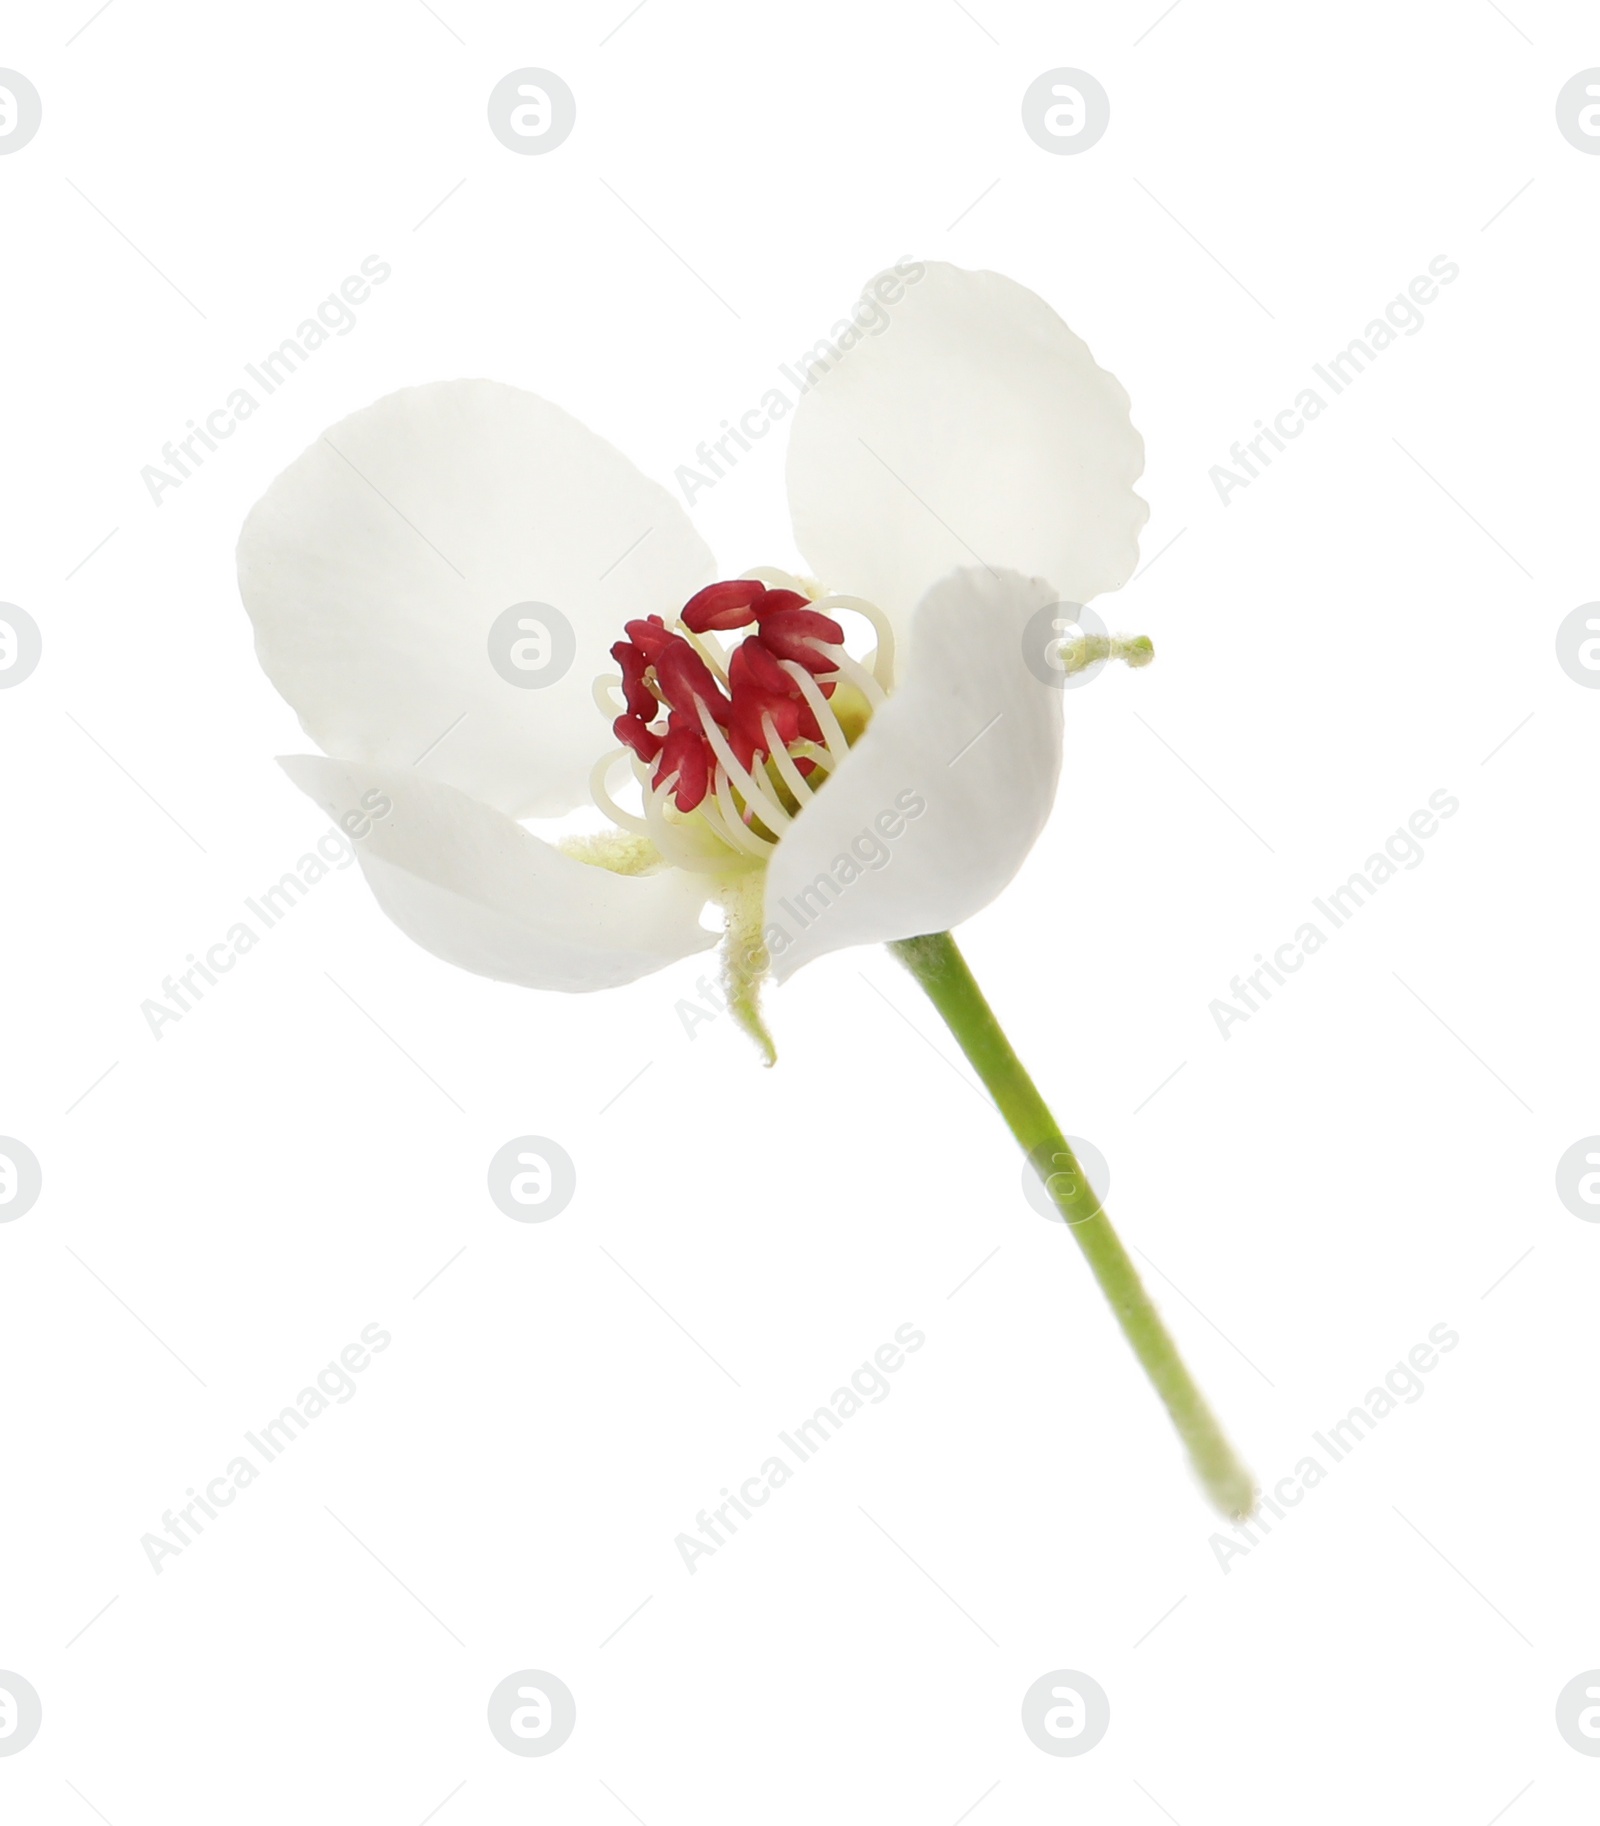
(592, 571, 894, 871)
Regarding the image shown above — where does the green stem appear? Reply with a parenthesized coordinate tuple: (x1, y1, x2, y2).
(891, 930, 1254, 1520)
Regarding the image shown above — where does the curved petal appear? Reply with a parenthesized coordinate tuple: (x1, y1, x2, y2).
(239, 382, 716, 819)
(281, 755, 716, 992)
(762, 569, 1063, 981)
(785, 263, 1147, 647)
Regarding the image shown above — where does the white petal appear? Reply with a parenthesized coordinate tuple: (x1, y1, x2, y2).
(239, 381, 716, 819)
(281, 755, 715, 992)
(763, 569, 1063, 981)
(785, 263, 1147, 644)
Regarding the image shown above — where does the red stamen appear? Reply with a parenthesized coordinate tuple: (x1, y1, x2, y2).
(757, 608, 845, 673)
(654, 636, 732, 727)
(729, 637, 792, 698)
(609, 579, 855, 823)
(623, 615, 674, 662)
(654, 715, 711, 810)
(614, 713, 663, 764)
(682, 578, 767, 632)
(610, 640, 658, 721)
(756, 589, 811, 616)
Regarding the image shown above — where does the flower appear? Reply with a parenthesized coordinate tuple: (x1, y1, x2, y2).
(235, 261, 1147, 1056)
(232, 263, 1259, 1514)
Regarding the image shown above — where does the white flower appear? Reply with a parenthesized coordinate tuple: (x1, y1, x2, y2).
(235, 262, 1146, 1049)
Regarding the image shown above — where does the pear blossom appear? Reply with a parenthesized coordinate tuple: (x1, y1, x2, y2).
(234, 262, 1259, 1517)
(236, 262, 1146, 1053)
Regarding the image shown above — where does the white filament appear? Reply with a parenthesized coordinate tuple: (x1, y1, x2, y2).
(695, 701, 793, 835)
(592, 673, 627, 719)
(708, 766, 776, 858)
(813, 591, 896, 689)
(762, 711, 816, 804)
(779, 660, 850, 760)
(589, 750, 652, 836)
(816, 642, 887, 709)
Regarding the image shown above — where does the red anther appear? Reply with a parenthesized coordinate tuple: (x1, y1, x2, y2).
(614, 713, 663, 764)
(681, 578, 767, 633)
(731, 691, 805, 771)
(726, 640, 808, 769)
(756, 589, 811, 616)
(654, 636, 732, 726)
(623, 615, 674, 661)
(610, 640, 658, 722)
(608, 579, 859, 820)
(654, 716, 711, 810)
(757, 609, 845, 673)
(728, 715, 762, 772)
(727, 637, 793, 700)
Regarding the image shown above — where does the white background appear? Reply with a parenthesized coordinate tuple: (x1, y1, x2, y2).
(2, 1, 1598, 1819)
